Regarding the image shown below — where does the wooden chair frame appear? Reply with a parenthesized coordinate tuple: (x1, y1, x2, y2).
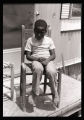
(3, 62, 14, 101)
(20, 25, 61, 111)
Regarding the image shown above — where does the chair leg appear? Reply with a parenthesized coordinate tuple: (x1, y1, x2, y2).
(57, 69, 61, 108)
(10, 64, 14, 101)
(20, 63, 26, 111)
(44, 75, 47, 94)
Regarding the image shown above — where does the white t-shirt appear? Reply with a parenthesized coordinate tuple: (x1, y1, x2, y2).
(25, 36, 55, 59)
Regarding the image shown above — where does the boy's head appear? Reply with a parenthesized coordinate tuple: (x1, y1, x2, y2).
(34, 19, 47, 40)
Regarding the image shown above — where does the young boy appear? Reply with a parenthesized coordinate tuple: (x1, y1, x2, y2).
(25, 19, 59, 106)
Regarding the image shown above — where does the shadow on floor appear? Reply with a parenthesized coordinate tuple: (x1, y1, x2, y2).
(15, 85, 56, 113)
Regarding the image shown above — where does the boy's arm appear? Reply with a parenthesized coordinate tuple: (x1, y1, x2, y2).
(26, 51, 38, 61)
(26, 51, 46, 62)
(26, 49, 56, 64)
(41, 49, 56, 66)
(48, 49, 56, 61)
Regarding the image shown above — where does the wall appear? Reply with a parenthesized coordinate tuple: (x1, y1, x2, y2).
(3, 4, 34, 49)
(60, 31, 81, 63)
(64, 63, 81, 81)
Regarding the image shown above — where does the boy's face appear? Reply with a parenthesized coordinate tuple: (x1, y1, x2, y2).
(34, 26, 46, 40)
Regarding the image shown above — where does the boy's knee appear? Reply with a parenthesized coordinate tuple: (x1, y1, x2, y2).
(47, 68, 56, 75)
(46, 61, 57, 75)
(32, 61, 44, 72)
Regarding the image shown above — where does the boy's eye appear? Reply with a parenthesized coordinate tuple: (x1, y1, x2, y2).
(35, 27, 46, 33)
(36, 30, 45, 34)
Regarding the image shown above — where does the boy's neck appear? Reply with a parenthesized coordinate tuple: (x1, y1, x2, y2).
(35, 36, 44, 42)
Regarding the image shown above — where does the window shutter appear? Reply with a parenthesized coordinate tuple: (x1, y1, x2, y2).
(61, 4, 70, 19)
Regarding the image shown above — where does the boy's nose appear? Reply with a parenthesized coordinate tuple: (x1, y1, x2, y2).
(39, 33, 41, 36)
(38, 33, 41, 37)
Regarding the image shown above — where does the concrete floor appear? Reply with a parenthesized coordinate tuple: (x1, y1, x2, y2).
(3, 74, 81, 117)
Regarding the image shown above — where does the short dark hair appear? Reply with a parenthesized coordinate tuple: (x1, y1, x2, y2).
(34, 19, 47, 30)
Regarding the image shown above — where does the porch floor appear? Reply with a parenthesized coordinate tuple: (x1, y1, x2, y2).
(3, 74, 81, 117)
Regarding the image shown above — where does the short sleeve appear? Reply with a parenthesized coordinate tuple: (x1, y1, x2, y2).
(25, 38, 32, 52)
(49, 38, 55, 50)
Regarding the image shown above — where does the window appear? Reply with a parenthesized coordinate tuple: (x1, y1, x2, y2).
(70, 4, 81, 18)
(61, 3, 81, 19)
(60, 3, 81, 31)
(61, 3, 70, 19)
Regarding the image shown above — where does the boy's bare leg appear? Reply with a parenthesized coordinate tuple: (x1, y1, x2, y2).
(46, 61, 59, 106)
(28, 61, 44, 106)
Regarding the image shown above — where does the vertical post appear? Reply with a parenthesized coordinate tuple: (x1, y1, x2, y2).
(44, 74, 47, 94)
(61, 54, 66, 74)
(20, 63, 26, 111)
(57, 68, 61, 108)
(21, 25, 25, 63)
(20, 25, 26, 111)
(10, 64, 14, 101)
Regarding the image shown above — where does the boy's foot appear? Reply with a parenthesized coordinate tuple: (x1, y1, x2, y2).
(52, 95, 60, 107)
(28, 91, 36, 106)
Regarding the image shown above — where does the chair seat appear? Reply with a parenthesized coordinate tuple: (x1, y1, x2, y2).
(25, 62, 46, 75)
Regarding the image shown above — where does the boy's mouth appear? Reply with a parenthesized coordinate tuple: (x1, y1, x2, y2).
(35, 34, 44, 40)
(36, 36, 43, 40)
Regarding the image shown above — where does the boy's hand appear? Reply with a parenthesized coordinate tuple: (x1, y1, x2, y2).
(38, 57, 50, 66)
(41, 59, 49, 66)
(38, 57, 46, 62)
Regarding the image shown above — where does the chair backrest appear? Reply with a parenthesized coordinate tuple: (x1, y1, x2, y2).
(21, 25, 51, 63)
(21, 25, 33, 63)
